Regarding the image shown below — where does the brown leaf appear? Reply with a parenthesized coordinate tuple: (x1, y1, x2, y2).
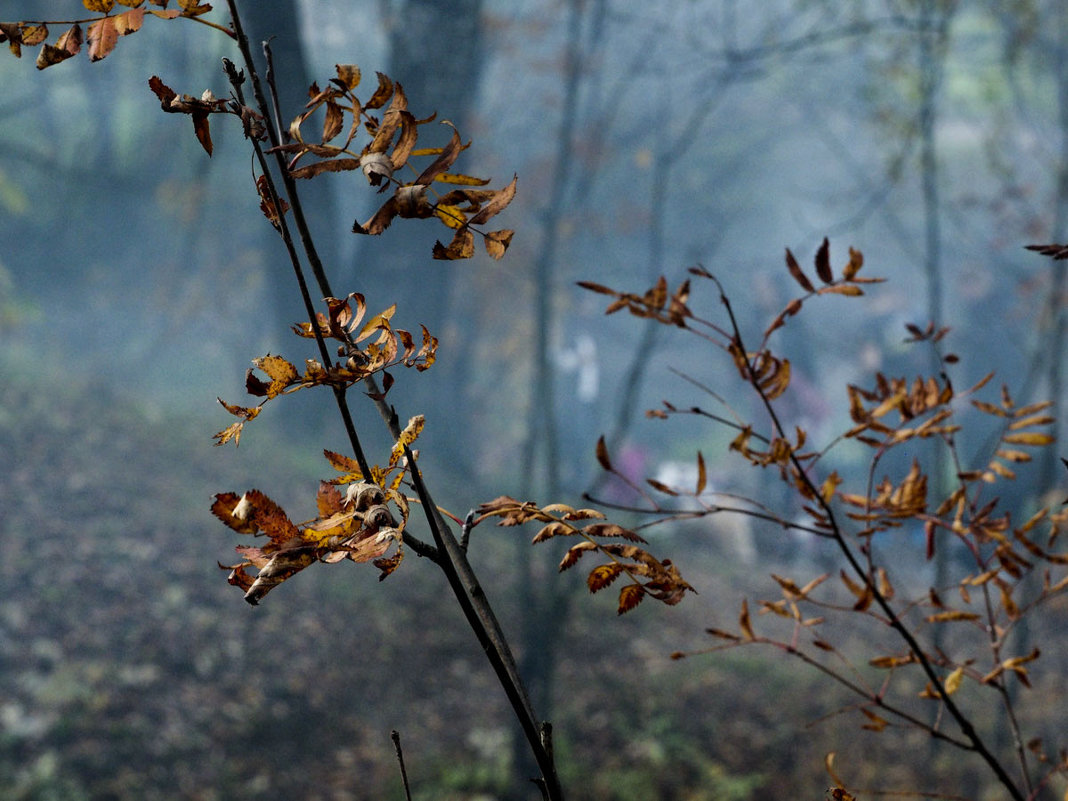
(252, 354, 300, 398)
(814, 236, 832, 283)
(334, 63, 361, 90)
(243, 546, 318, 605)
(485, 229, 514, 260)
(211, 492, 259, 534)
(433, 227, 475, 260)
(413, 123, 463, 185)
(785, 247, 814, 292)
(322, 100, 344, 143)
(925, 610, 981, 623)
(256, 174, 289, 229)
(595, 435, 612, 472)
(468, 174, 518, 226)
(843, 246, 864, 280)
(364, 71, 394, 110)
(148, 75, 177, 106)
(739, 598, 755, 640)
(114, 8, 146, 36)
(20, 23, 48, 47)
(290, 157, 362, 179)
(192, 111, 213, 156)
(87, 16, 118, 61)
(36, 24, 82, 69)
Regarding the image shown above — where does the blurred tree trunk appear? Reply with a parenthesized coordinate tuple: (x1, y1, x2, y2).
(1037, 0, 1068, 497)
(915, 0, 954, 638)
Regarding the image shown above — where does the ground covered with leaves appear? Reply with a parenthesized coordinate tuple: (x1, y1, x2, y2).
(3, 360, 1064, 800)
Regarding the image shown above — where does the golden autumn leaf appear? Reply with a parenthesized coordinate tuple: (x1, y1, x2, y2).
(843, 246, 864, 280)
(390, 414, 425, 466)
(250, 354, 300, 398)
(617, 583, 645, 614)
(944, 666, 964, 695)
(817, 284, 864, 297)
(587, 563, 624, 593)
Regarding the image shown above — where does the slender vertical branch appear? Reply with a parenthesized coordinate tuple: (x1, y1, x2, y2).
(223, 2, 372, 479)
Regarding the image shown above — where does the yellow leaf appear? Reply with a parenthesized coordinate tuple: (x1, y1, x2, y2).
(817, 284, 864, 297)
(390, 414, 425, 467)
(435, 172, 491, 186)
(1002, 431, 1054, 446)
(434, 203, 467, 229)
(1008, 413, 1054, 430)
(944, 666, 964, 695)
(83, 0, 115, 11)
(356, 304, 397, 343)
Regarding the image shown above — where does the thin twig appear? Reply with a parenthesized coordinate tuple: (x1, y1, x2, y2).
(390, 730, 413, 801)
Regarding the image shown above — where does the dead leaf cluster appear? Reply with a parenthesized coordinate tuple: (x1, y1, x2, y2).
(475, 496, 694, 614)
(265, 64, 516, 260)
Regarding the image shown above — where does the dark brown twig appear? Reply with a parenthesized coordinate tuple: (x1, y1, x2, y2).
(390, 730, 413, 801)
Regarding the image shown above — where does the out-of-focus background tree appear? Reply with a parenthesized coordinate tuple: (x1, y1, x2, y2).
(2, 1, 1067, 798)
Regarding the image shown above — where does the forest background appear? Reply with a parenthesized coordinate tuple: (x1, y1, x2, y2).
(2, 0, 1068, 799)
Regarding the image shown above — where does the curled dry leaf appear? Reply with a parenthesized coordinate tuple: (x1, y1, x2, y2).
(214, 476, 407, 605)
